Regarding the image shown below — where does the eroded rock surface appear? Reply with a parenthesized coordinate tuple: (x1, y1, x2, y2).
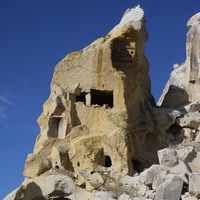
(4, 6, 200, 200)
(32, 4, 160, 182)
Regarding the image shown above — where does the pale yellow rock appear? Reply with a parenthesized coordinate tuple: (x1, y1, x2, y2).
(180, 128, 194, 140)
(22, 154, 52, 178)
(29, 5, 160, 181)
(5, 5, 172, 200)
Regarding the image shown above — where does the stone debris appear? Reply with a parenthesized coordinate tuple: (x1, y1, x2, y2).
(4, 5, 200, 200)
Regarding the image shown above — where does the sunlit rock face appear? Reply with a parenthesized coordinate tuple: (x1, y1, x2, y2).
(32, 5, 160, 181)
(5, 7, 200, 200)
(155, 12, 200, 147)
(158, 12, 200, 107)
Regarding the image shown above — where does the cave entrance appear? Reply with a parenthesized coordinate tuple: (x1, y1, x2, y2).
(105, 155, 112, 167)
(94, 149, 112, 168)
(76, 89, 113, 108)
(132, 159, 143, 173)
(76, 92, 88, 105)
(90, 89, 113, 108)
(47, 117, 62, 138)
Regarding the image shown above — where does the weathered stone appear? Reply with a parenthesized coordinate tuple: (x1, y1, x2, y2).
(23, 175, 76, 199)
(145, 189, 156, 199)
(157, 63, 187, 108)
(77, 170, 104, 192)
(176, 112, 200, 129)
(182, 101, 200, 113)
(153, 107, 181, 131)
(89, 191, 116, 200)
(122, 175, 140, 186)
(139, 164, 163, 185)
(158, 84, 190, 108)
(177, 146, 196, 162)
(22, 153, 52, 178)
(157, 148, 179, 169)
(122, 175, 148, 196)
(152, 170, 168, 190)
(181, 193, 198, 200)
(195, 133, 200, 141)
(187, 13, 200, 28)
(189, 155, 200, 173)
(189, 172, 200, 198)
(155, 175, 184, 200)
(158, 11, 200, 104)
(168, 161, 192, 183)
(49, 145, 74, 171)
(5, 7, 200, 200)
(4, 187, 22, 200)
(30, 5, 161, 182)
(180, 128, 194, 140)
(118, 193, 132, 200)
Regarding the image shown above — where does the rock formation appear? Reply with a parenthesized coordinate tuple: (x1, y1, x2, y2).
(4, 6, 200, 200)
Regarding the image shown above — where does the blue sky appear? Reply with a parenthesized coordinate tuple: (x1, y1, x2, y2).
(1, 1, 200, 198)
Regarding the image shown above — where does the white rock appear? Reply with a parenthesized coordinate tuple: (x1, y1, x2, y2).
(155, 175, 184, 200)
(90, 191, 115, 200)
(122, 175, 140, 186)
(158, 148, 179, 169)
(115, 5, 144, 31)
(181, 192, 198, 200)
(176, 112, 200, 129)
(3, 188, 20, 200)
(189, 172, 200, 198)
(152, 170, 168, 190)
(139, 164, 163, 185)
(122, 175, 148, 196)
(118, 193, 132, 200)
(182, 102, 200, 113)
(177, 146, 196, 162)
(195, 133, 200, 141)
(189, 156, 200, 172)
(187, 12, 200, 28)
(145, 189, 156, 199)
(168, 161, 192, 185)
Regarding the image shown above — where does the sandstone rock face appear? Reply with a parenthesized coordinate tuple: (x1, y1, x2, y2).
(4, 7, 200, 200)
(22, 153, 52, 178)
(33, 4, 159, 182)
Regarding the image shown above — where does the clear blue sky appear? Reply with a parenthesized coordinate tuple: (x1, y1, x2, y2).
(1, 1, 199, 198)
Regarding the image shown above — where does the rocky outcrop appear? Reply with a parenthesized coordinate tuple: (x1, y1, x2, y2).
(158, 12, 200, 106)
(32, 4, 160, 182)
(4, 6, 200, 200)
(154, 13, 200, 146)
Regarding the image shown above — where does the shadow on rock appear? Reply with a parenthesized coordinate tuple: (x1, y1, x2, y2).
(14, 182, 45, 200)
(160, 85, 190, 108)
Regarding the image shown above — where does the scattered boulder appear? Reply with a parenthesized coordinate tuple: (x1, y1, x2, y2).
(189, 155, 200, 172)
(177, 146, 196, 162)
(155, 175, 184, 200)
(139, 164, 163, 186)
(157, 148, 179, 169)
(176, 112, 200, 129)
